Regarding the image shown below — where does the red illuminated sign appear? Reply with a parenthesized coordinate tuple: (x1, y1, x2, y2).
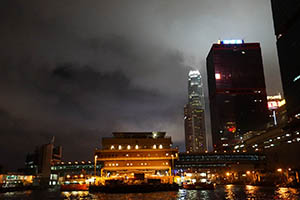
(228, 126, 236, 133)
(268, 101, 279, 110)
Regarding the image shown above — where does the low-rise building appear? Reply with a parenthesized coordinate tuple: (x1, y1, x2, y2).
(95, 132, 178, 183)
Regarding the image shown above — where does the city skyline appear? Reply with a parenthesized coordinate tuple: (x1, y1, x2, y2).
(0, 0, 282, 170)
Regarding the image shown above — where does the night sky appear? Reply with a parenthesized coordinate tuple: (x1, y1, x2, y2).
(0, 0, 282, 170)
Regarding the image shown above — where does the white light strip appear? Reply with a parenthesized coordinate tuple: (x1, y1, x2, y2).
(293, 75, 300, 82)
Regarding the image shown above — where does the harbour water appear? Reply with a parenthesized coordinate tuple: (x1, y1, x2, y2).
(1, 185, 300, 200)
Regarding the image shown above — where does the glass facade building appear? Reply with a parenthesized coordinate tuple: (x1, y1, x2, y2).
(206, 42, 268, 151)
(184, 70, 206, 153)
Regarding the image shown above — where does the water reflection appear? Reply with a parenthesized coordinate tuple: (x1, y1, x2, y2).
(1, 186, 300, 200)
(225, 184, 237, 199)
(275, 187, 300, 200)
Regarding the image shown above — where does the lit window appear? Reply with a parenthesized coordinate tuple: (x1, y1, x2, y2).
(111, 145, 115, 150)
(145, 163, 147, 165)
(159, 144, 163, 149)
(116, 163, 119, 166)
(153, 144, 157, 149)
(166, 162, 168, 165)
(127, 145, 131, 150)
(130, 163, 133, 166)
(135, 145, 139, 149)
(215, 73, 221, 80)
(141, 163, 143, 165)
(126, 163, 129, 166)
(109, 163, 111, 166)
(118, 145, 122, 150)
(126, 154, 129, 157)
(166, 153, 169, 156)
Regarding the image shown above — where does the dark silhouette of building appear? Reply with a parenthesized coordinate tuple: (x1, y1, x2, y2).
(206, 40, 268, 151)
(25, 137, 62, 183)
(184, 70, 207, 153)
(271, 0, 300, 129)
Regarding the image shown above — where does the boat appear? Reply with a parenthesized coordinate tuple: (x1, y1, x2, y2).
(60, 182, 88, 191)
(60, 174, 89, 191)
(183, 182, 215, 190)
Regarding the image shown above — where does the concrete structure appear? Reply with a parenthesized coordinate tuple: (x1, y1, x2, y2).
(206, 40, 268, 151)
(184, 70, 207, 153)
(95, 132, 178, 181)
(235, 124, 300, 169)
(24, 138, 62, 183)
(175, 152, 267, 185)
(175, 152, 266, 171)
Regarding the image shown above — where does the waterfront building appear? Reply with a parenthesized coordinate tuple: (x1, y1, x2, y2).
(24, 137, 62, 183)
(234, 124, 300, 168)
(271, 0, 300, 132)
(50, 161, 102, 186)
(206, 40, 268, 151)
(184, 70, 207, 153)
(175, 152, 266, 185)
(51, 160, 102, 177)
(0, 173, 35, 188)
(95, 132, 178, 182)
(175, 152, 266, 171)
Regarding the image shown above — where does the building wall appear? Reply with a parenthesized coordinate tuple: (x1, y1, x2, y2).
(206, 42, 268, 150)
(271, 0, 300, 120)
(95, 132, 178, 177)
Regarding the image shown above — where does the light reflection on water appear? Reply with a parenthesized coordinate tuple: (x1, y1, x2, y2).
(0, 185, 300, 200)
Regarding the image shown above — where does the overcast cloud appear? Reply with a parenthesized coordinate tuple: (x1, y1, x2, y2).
(0, 0, 281, 169)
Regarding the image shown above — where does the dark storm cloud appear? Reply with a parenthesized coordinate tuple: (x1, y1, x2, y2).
(0, 0, 281, 169)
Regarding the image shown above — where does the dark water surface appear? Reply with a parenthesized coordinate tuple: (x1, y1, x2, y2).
(1, 185, 300, 200)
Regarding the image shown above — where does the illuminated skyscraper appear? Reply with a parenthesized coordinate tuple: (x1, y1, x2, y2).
(206, 40, 268, 151)
(184, 70, 206, 152)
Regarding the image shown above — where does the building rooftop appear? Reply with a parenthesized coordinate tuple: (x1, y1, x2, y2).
(112, 132, 166, 139)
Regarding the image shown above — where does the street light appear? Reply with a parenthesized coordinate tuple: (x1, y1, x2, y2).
(277, 168, 282, 173)
(94, 155, 98, 176)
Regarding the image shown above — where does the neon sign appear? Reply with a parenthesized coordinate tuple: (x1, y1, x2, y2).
(218, 39, 244, 45)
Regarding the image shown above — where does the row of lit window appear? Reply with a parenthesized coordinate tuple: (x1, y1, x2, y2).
(110, 144, 164, 150)
(235, 131, 300, 151)
(105, 162, 170, 167)
(100, 153, 174, 158)
(56, 161, 92, 165)
(51, 165, 101, 170)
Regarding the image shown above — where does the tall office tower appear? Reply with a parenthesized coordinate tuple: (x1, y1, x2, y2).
(271, 1, 300, 128)
(206, 40, 268, 151)
(184, 70, 206, 153)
